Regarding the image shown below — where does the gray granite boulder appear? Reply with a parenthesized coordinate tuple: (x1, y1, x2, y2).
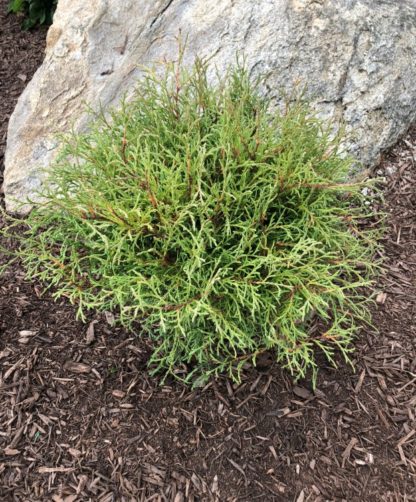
(4, 0, 416, 213)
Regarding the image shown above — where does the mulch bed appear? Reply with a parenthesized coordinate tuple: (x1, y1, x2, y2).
(0, 4, 415, 501)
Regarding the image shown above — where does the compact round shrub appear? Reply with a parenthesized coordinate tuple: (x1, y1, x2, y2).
(10, 59, 379, 384)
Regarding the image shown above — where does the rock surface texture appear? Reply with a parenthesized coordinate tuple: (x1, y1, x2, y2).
(4, 0, 416, 213)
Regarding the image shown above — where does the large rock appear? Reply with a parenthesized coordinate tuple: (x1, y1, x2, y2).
(4, 0, 416, 213)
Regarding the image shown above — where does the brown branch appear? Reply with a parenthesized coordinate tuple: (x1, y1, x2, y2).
(121, 127, 128, 164)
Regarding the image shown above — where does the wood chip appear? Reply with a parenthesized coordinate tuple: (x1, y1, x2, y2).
(354, 369, 366, 394)
(376, 292, 387, 304)
(296, 489, 305, 502)
(86, 320, 97, 345)
(260, 374, 273, 395)
(63, 361, 91, 374)
(104, 311, 115, 326)
(3, 358, 24, 380)
(17, 392, 40, 408)
(38, 466, 75, 473)
(397, 429, 415, 447)
(293, 386, 313, 400)
(18, 330, 37, 337)
(0, 349, 11, 359)
(63, 496, 78, 502)
(112, 390, 126, 399)
(341, 437, 358, 467)
(227, 458, 246, 479)
(397, 445, 407, 465)
(211, 475, 219, 494)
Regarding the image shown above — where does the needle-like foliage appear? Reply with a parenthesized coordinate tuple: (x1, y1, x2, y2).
(4, 58, 380, 384)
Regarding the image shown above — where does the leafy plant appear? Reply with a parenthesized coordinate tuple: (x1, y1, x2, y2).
(3, 57, 380, 385)
(8, 0, 57, 29)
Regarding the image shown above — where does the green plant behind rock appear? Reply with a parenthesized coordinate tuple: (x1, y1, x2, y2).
(5, 59, 380, 384)
(8, 0, 57, 29)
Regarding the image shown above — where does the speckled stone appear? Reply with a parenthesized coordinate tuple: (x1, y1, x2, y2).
(4, 0, 416, 213)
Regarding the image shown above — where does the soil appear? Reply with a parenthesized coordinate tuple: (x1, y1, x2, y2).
(0, 4, 415, 501)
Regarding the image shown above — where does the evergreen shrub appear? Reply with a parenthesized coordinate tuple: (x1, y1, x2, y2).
(5, 59, 380, 384)
(8, 0, 57, 29)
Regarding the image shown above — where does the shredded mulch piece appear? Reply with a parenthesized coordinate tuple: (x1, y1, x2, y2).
(0, 4, 415, 500)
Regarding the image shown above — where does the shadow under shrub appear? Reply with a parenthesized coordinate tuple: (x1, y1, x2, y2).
(5, 59, 380, 385)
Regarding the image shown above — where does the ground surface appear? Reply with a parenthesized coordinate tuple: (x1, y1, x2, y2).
(0, 5, 415, 501)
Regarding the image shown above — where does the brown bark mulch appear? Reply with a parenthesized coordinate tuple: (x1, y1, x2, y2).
(0, 3, 415, 501)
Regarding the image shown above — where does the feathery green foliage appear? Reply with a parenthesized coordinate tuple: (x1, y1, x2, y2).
(4, 58, 380, 384)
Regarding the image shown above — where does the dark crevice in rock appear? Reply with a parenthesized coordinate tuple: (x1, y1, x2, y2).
(150, 0, 176, 30)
